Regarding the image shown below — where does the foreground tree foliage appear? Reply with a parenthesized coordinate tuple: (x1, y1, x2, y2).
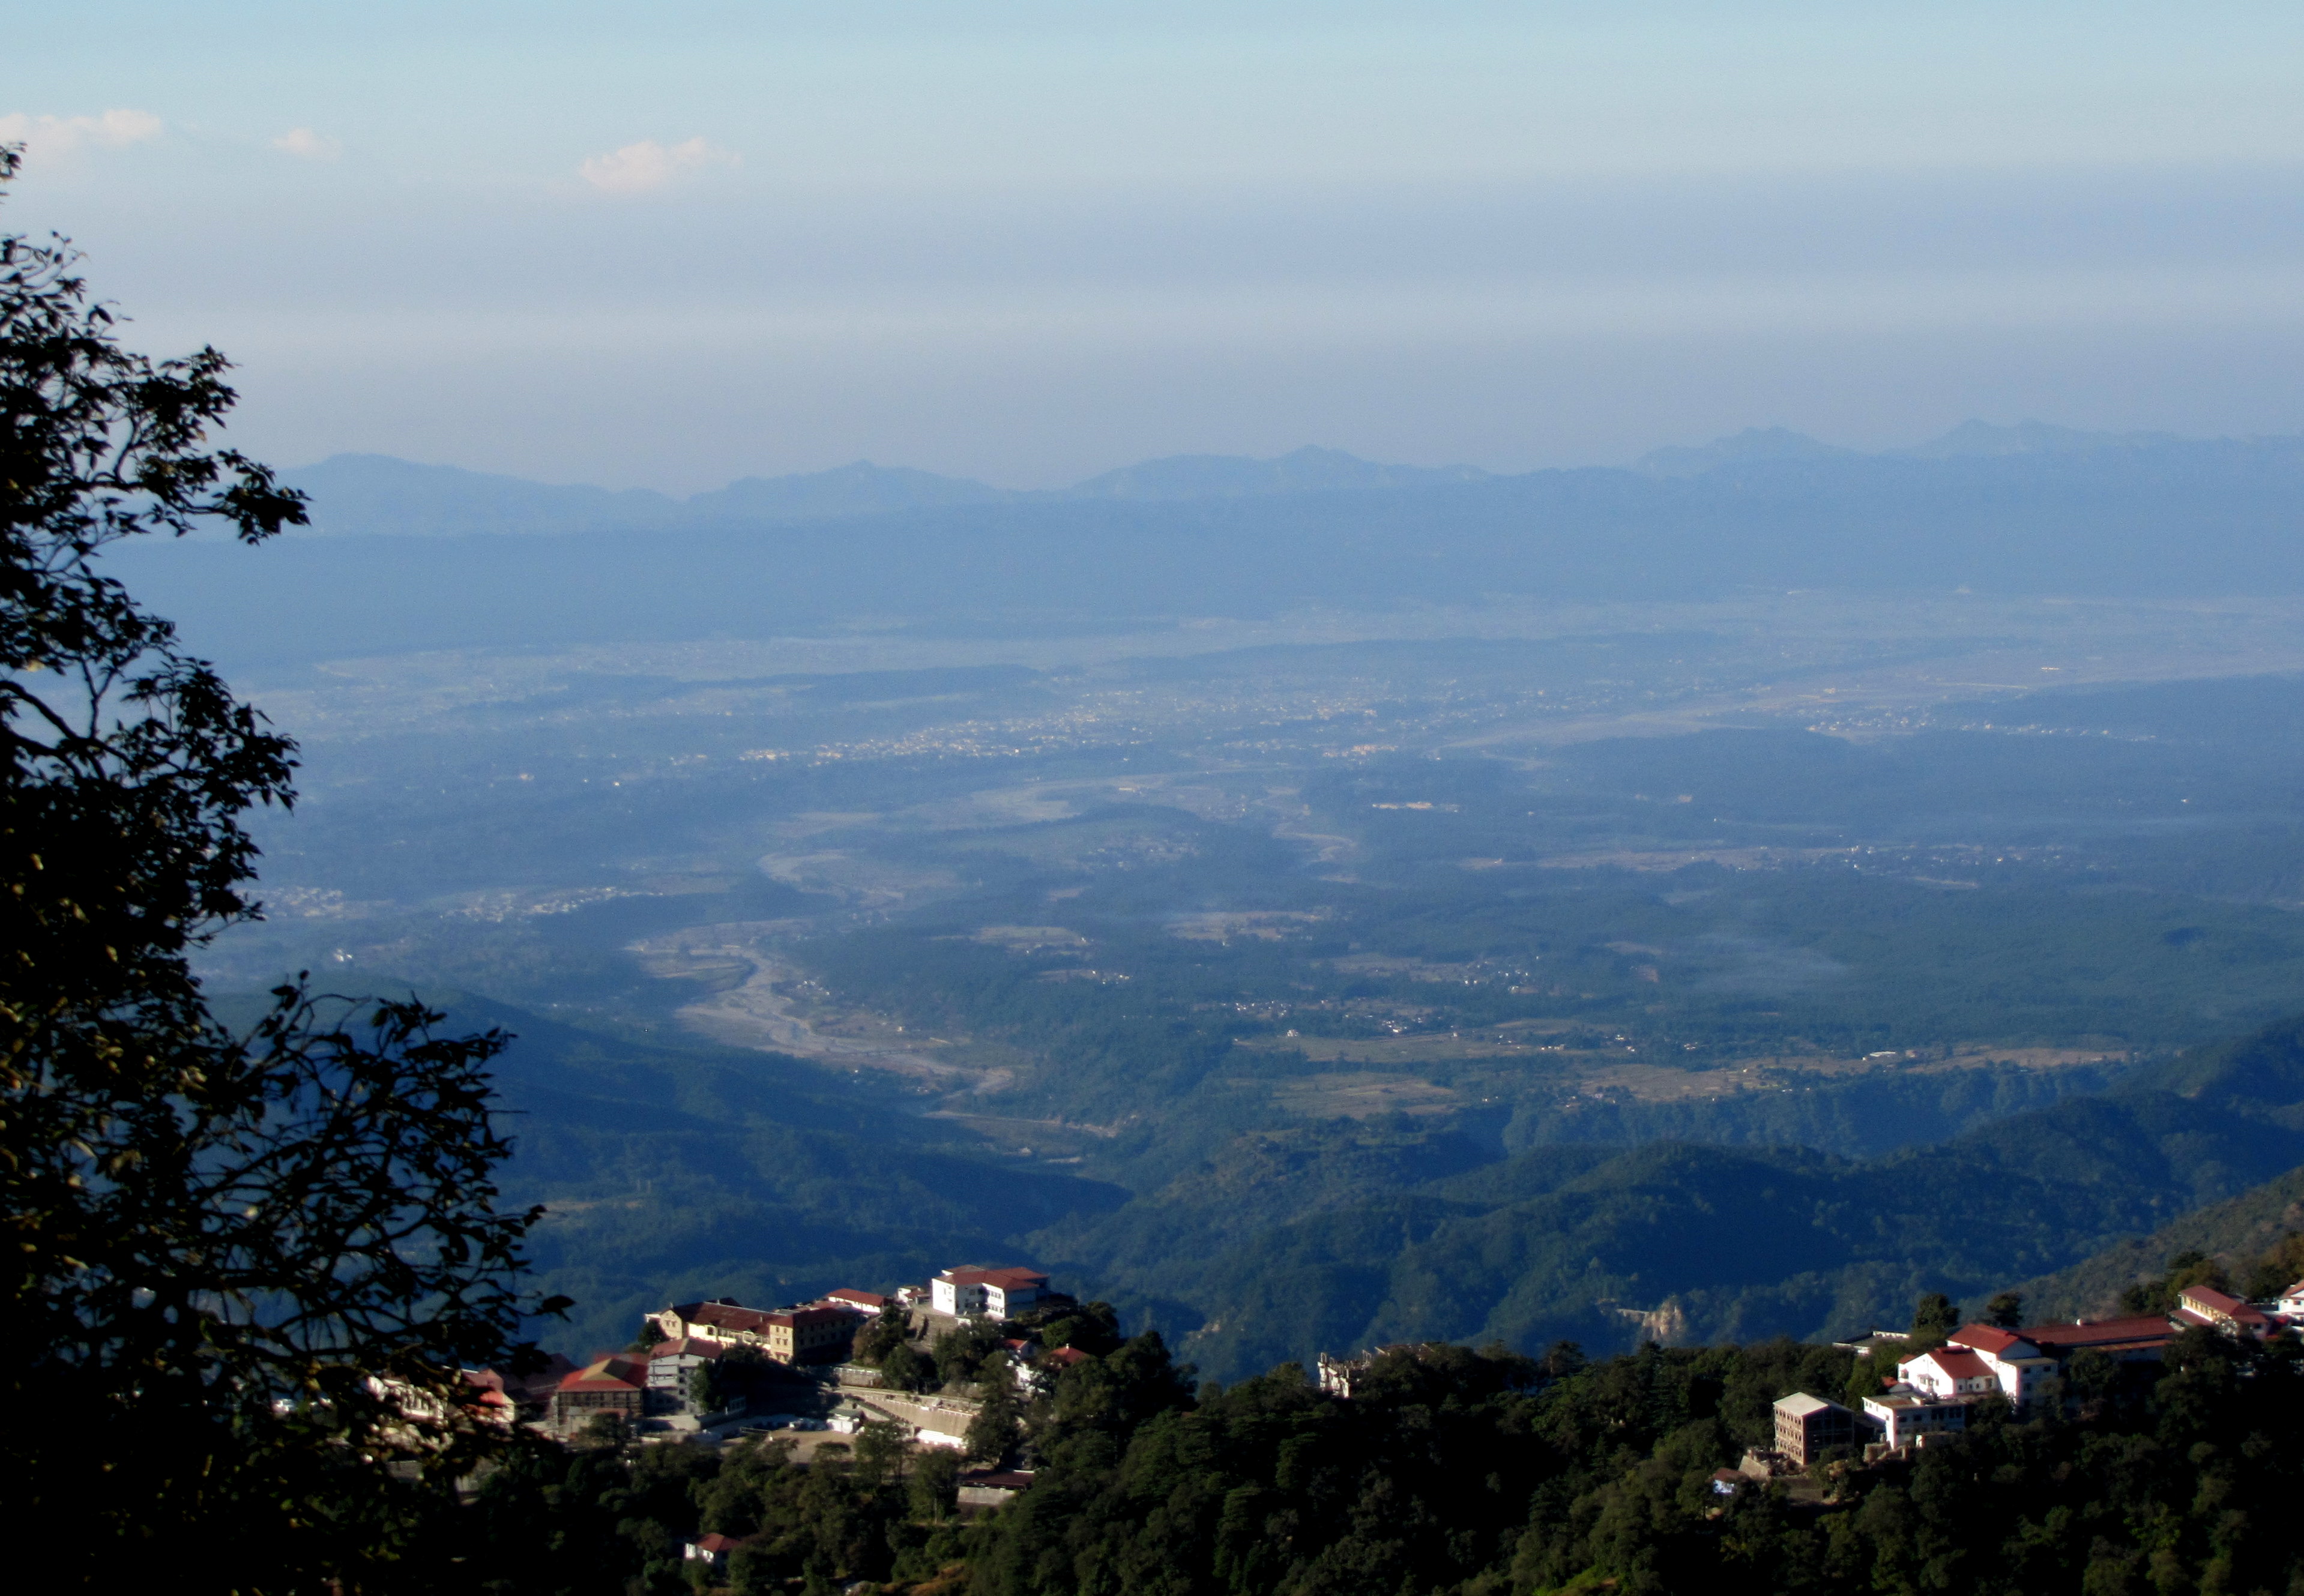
(1, 147, 555, 1589)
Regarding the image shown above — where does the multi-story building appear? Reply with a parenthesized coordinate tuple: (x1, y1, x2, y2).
(648, 1298, 780, 1349)
(1773, 1393, 1863, 1467)
(647, 1337, 722, 1405)
(931, 1265, 1051, 1321)
(1940, 1325, 2059, 1407)
(646, 1297, 859, 1364)
(761, 1305, 855, 1364)
(550, 1355, 647, 1434)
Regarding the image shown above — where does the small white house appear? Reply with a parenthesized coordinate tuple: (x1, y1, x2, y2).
(685, 1534, 740, 1571)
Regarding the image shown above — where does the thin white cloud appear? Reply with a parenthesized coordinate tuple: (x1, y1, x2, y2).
(0, 108, 164, 162)
(578, 137, 738, 195)
(273, 127, 343, 161)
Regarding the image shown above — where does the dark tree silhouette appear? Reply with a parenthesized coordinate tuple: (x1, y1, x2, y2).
(0, 145, 559, 1589)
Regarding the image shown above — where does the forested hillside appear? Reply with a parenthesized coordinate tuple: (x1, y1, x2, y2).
(465, 971, 2304, 1368)
(2018, 1165, 2304, 1321)
(1033, 1019, 2304, 1377)
(454, 1318, 2304, 1596)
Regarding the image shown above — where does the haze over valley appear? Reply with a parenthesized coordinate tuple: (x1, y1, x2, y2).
(145, 426, 2304, 1373)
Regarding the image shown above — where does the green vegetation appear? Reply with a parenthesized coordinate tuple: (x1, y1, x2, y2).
(2016, 1155, 2304, 1322)
(1031, 1019, 2304, 1380)
(463, 1317, 2304, 1596)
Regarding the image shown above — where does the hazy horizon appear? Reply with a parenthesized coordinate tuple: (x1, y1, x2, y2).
(13, 4, 2304, 492)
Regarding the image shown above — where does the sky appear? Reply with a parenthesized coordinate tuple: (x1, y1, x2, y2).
(10, 2, 2304, 491)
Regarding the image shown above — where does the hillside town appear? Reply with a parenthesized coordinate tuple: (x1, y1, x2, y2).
(459, 1252, 2304, 1582)
(492, 1266, 2304, 1457)
(466, 1260, 1079, 1525)
(1749, 1276, 2304, 1478)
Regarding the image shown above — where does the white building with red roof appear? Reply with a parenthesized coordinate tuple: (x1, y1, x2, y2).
(1944, 1323, 2059, 1406)
(932, 1265, 1051, 1320)
(1895, 1346, 1999, 1400)
(685, 1533, 743, 1571)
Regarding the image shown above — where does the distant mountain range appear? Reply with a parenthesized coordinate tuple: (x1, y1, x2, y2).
(280, 423, 2216, 538)
(110, 420, 2304, 668)
(279, 445, 1497, 537)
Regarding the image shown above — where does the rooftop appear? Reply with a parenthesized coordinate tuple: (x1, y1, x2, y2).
(2178, 1285, 2270, 1324)
(939, 1265, 1051, 1289)
(558, 1356, 647, 1393)
(1949, 1324, 2043, 1358)
(2018, 1315, 2178, 1348)
(1907, 1348, 1992, 1381)
(674, 1300, 779, 1334)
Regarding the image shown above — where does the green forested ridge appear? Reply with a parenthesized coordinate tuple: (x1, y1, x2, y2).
(458, 1322, 2304, 1596)
(468, 972, 2304, 1373)
(2016, 1164, 2304, 1321)
(1036, 1019, 2304, 1379)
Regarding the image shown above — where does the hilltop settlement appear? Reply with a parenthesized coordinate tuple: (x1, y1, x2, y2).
(433, 1238, 2304, 1594)
(470, 1265, 1084, 1478)
(484, 1256, 2304, 1467)
(1742, 1277, 2304, 1477)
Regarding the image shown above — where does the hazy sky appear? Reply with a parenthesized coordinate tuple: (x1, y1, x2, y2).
(11, 2, 2304, 489)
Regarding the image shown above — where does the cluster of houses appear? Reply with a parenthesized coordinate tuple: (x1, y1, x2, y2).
(1763, 1277, 2304, 1471)
(463, 1265, 1061, 1439)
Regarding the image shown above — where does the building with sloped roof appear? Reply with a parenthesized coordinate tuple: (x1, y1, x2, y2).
(2176, 1284, 2272, 1337)
(2011, 1314, 2180, 1361)
(1897, 1346, 2001, 1401)
(1942, 1324, 2059, 1407)
(649, 1298, 780, 1348)
(550, 1355, 647, 1435)
(646, 1298, 860, 1364)
(684, 1533, 742, 1572)
(647, 1337, 721, 1405)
